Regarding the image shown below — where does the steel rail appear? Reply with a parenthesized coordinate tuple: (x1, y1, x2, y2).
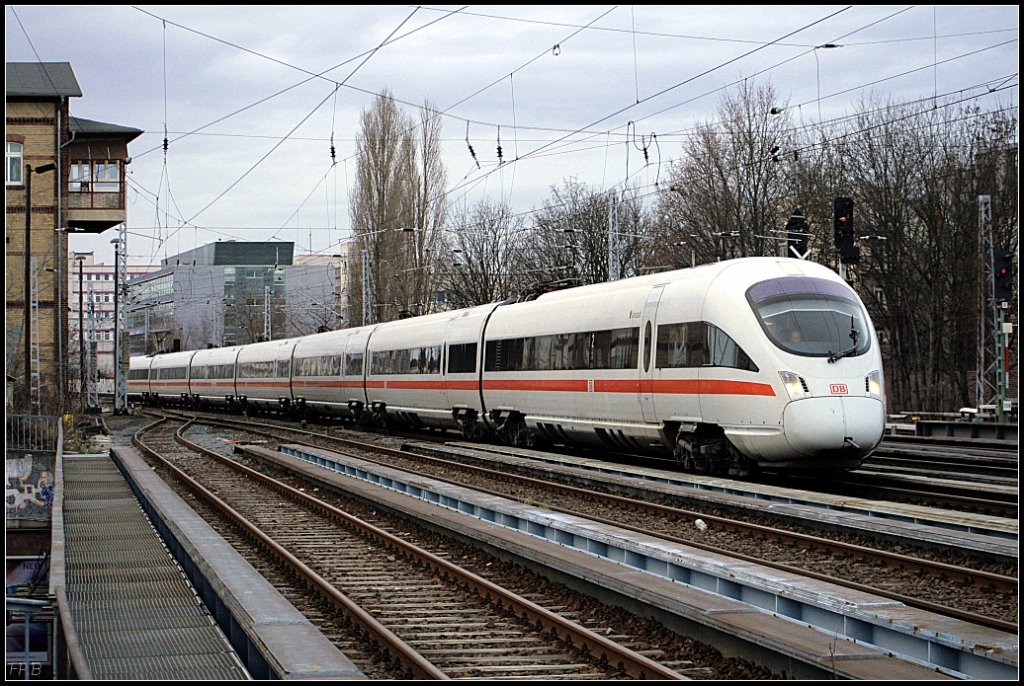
(132, 417, 449, 680)
(170, 411, 1018, 634)
(329, 439, 1021, 635)
(143, 414, 686, 680)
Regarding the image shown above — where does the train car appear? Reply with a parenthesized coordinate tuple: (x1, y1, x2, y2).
(147, 350, 198, 405)
(127, 355, 154, 404)
(480, 272, 661, 451)
(234, 338, 299, 412)
(291, 327, 372, 418)
(479, 257, 884, 474)
(362, 304, 496, 433)
(188, 345, 244, 408)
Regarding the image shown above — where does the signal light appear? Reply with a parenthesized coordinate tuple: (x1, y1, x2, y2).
(833, 197, 854, 239)
(833, 197, 858, 264)
(994, 250, 1014, 301)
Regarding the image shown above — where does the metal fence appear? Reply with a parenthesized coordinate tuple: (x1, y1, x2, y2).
(6, 414, 62, 527)
(6, 414, 62, 453)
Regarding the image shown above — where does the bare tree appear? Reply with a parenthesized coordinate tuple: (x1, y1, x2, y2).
(349, 92, 446, 323)
(838, 98, 1018, 411)
(655, 82, 794, 265)
(525, 180, 654, 286)
(409, 105, 448, 313)
(440, 199, 531, 308)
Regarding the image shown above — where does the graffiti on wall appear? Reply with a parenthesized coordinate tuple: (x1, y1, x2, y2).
(5, 454, 54, 524)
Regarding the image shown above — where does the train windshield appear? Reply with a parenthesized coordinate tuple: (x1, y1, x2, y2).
(746, 276, 870, 359)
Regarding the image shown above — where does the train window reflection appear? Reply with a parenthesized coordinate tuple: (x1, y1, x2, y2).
(370, 346, 441, 375)
(748, 277, 870, 358)
(656, 322, 758, 372)
(485, 327, 638, 372)
(756, 297, 868, 357)
(344, 353, 363, 376)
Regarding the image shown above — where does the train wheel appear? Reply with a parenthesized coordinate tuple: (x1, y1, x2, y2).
(673, 434, 699, 472)
(497, 412, 533, 448)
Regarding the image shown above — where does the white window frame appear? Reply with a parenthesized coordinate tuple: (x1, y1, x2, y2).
(69, 162, 91, 192)
(7, 141, 24, 186)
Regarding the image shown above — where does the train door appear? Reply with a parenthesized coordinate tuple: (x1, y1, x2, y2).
(640, 285, 665, 423)
(441, 318, 457, 410)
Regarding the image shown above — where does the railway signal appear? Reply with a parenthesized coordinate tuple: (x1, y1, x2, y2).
(993, 250, 1014, 301)
(833, 197, 859, 264)
(785, 209, 810, 259)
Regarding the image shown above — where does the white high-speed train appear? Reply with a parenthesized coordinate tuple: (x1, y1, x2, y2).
(129, 257, 886, 475)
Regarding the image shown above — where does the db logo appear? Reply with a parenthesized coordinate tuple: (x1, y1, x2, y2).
(830, 383, 849, 395)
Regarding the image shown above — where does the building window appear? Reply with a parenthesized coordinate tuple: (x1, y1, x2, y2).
(69, 161, 120, 193)
(6, 142, 23, 186)
(94, 162, 119, 192)
(69, 163, 90, 192)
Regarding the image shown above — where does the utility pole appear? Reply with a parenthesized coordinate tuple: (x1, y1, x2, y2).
(976, 195, 999, 417)
(76, 254, 87, 409)
(362, 249, 373, 325)
(263, 285, 272, 341)
(86, 280, 99, 411)
(608, 192, 621, 281)
(112, 232, 128, 414)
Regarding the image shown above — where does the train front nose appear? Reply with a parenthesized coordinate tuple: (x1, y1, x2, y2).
(783, 396, 885, 460)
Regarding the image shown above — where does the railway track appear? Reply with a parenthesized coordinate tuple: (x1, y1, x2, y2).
(361, 419, 1020, 516)
(767, 469, 1018, 518)
(131, 416, 705, 680)
(159, 411, 1017, 633)
(869, 436, 1017, 477)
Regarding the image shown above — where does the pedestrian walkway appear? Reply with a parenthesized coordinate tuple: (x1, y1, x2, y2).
(61, 453, 248, 679)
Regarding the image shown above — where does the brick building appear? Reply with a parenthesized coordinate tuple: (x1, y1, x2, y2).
(5, 62, 140, 412)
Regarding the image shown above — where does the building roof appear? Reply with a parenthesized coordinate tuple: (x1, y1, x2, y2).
(164, 241, 296, 268)
(70, 116, 143, 142)
(6, 62, 82, 98)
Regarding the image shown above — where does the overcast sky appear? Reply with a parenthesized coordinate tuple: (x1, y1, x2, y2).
(6, 5, 1019, 267)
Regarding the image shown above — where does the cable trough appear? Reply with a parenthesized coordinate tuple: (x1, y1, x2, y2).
(230, 437, 1016, 680)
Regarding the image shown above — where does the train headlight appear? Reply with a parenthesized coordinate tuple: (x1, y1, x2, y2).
(779, 371, 810, 401)
(866, 370, 883, 398)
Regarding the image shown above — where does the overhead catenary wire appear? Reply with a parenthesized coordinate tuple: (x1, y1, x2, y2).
(129, 5, 471, 161)
(53, 5, 1013, 261)
(439, 6, 857, 205)
(122, 84, 1016, 259)
(160, 6, 431, 249)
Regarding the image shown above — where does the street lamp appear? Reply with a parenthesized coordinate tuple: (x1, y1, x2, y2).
(75, 254, 87, 409)
(22, 162, 56, 410)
